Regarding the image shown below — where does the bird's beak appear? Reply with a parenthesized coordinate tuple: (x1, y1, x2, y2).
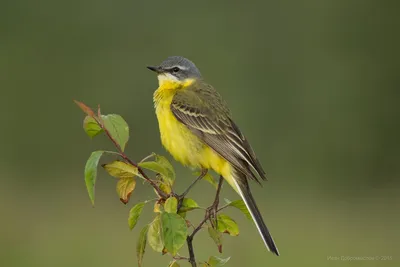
(147, 65, 162, 73)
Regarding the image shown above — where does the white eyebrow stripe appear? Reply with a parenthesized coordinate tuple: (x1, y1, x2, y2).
(174, 65, 188, 70)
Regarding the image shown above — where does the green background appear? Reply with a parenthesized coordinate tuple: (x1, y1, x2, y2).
(1, 1, 399, 266)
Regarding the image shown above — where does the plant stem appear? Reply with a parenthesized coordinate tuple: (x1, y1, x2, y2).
(95, 116, 167, 199)
(181, 168, 208, 198)
(186, 175, 224, 266)
(177, 169, 208, 211)
(187, 235, 196, 267)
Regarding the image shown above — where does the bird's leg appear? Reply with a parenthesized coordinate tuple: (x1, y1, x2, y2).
(206, 175, 224, 228)
(177, 168, 208, 211)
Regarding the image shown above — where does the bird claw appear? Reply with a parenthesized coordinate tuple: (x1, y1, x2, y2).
(206, 199, 219, 228)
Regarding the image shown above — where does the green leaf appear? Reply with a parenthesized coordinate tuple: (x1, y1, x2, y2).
(128, 202, 146, 230)
(154, 154, 175, 184)
(116, 177, 136, 204)
(168, 261, 180, 267)
(216, 214, 239, 236)
(139, 154, 175, 186)
(208, 226, 223, 253)
(177, 198, 199, 218)
(179, 198, 199, 212)
(101, 114, 129, 152)
(207, 256, 231, 266)
(140, 162, 173, 194)
(83, 116, 103, 138)
(147, 215, 164, 252)
(164, 197, 178, 214)
(224, 198, 252, 220)
(161, 212, 188, 255)
(136, 224, 149, 267)
(84, 151, 104, 205)
(102, 160, 139, 179)
(139, 161, 170, 179)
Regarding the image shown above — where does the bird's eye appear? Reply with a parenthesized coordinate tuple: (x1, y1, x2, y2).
(172, 67, 180, 73)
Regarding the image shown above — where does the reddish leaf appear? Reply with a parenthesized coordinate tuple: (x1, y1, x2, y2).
(120, 192, 132, 204)
(74, 100, 95, 117)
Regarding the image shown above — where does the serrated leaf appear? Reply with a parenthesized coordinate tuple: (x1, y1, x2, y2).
(74, 100, 95, 117)
(116, 177, 136, 204)
(169, 261, 180, 267)
(102, 160, 138, 179)
(208, 256, 231, 266)
(224, 199, 252, 220)
(208, 226, 223, 253)
(179, 198, 199, 212)
(129, 202, 146, 230)
(148, 215, 164, 252)
(216, 214, 239, 236)
(83, 116, 103, 138)
(84, 151, 104, 205)
(101, 114, 129, 152)
(161, 212, 188, 255)
(137, 224, 149, 267)
(201, 172, 218, 189)
(164, 197, 178, 214)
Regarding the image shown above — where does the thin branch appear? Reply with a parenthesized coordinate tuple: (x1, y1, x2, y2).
(181, 168, 208, 198)
(176, 169, 208, 211)
(186, 175, 224, 267)
(173, 255, 190, 261)
(187, 235, 196, 267)
(94, 116, 167, 199)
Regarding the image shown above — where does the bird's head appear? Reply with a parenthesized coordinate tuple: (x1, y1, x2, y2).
(147, 56, 201, 87)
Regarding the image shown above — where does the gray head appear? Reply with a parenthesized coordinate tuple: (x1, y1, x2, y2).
(147, 56, 202, 81)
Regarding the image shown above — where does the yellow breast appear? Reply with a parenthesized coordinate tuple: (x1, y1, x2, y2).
(153, 78, 231, 177)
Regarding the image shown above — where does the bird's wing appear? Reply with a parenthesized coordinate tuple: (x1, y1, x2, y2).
(171, 82, 266, 183)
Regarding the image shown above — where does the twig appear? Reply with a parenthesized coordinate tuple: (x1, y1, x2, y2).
(181, 168, 208, 198)
(173, 255, 190, 261)
(186, 175, 224, 267)
(187, 235, 196, 267)
(177, 169, 208, 211)
(94, 116, 167, 199)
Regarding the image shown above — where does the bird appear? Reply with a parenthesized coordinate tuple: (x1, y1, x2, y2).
(147, 56, 279, 255)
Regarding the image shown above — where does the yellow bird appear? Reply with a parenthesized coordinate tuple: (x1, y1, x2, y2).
(147, 56, 279, 255)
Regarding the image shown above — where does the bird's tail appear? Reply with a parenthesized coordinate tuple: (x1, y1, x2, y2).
(230, 170, 280, 256)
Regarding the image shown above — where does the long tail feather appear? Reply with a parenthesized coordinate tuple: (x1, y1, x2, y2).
(231, 173, 279, 255)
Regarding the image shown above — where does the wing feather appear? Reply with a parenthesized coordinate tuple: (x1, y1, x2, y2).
(171, 84, 266, 183)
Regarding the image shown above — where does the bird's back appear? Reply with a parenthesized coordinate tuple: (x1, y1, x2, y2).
(171, 80, 267, 183)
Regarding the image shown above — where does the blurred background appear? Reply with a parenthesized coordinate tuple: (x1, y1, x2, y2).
(1, 1, 399, 266)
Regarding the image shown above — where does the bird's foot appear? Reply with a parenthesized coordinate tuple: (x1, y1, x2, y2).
(206, 194, 220, 228)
